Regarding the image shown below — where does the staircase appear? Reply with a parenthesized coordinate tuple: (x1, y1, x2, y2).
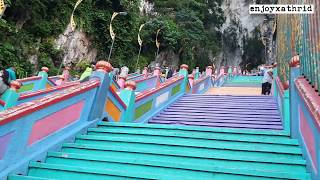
(150, 94, 283, 130)
(9, 122, 310, 180)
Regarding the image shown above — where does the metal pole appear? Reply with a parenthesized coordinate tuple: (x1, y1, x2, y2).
(57, 60, 64, 76)
(135, 45, 142, 70)
(108, 38, 115, 62)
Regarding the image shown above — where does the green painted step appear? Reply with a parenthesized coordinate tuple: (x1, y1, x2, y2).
(26, 162, 275, 180)
(75, 135, 302, 155)
(45, 151, 309, 179)
(87, 127, 299, 145)
(11, 122, 310, 179)
(98, 122, 289, 136)
(8, 175, 54, 180)
(62, 143, 305, 166)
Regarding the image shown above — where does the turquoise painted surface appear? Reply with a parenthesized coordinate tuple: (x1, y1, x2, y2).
(12, 122, 311, 180)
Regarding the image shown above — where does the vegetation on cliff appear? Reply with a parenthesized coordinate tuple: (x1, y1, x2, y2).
(0, 0, 224, 77)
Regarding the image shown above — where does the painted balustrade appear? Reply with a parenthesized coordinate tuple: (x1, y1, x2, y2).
(0, 81, 22, 110)
(17, 67, 55, 94)
(119, 64, 190, 123)
(0, 61, 115, 178)
(17, 81, 80, 104)
(135, 75, 159, 93)
(0, 67, 79, 111)
(133, 76, 186, 123)
(273, 63, 320, 180)
(0, 80, 101, 177)
(0, 61, 215, 178)
(290, 67, 320, 180)
(192, 75, 211, 94)
(275, 76, 290, 133)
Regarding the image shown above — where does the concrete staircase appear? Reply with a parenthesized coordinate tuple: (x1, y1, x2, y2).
(150, 94, 283, 130)
(9, 123, 310, 179)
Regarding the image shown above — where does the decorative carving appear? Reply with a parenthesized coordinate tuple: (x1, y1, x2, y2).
(10, 81, 22, 91)
(188, 74, 194, 80)
(125, 81, 137, 91)
(41, 67, 49, 73)
(96, 61, 113, 73)
(119, 75, 127, 80)
(180, 64, 189, 70)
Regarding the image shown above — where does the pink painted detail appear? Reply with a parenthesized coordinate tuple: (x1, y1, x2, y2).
(19, 82, 79, 100)
(206, 68, 213, 76)
(194, 76, 209, 86)
(28, 101, 84, 145)
(153, 68, 161, 77)
(136, 76, 183, 102)
(219, 67, 225, 75)
(109, 86, 127, 109)
(135, 76, 157, 83)
(117, 77, 126, 89)
(17, 76, 41, 83)
(0, 99, 5, 106)
(0, 132, 13, 159)
(112, 79, 121, 89)
(300, 107, 318, 173)
(295, 77, 320, 131)
(0, 80, 100, 126)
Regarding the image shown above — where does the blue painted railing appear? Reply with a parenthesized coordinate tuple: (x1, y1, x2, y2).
(274, 65, 320, 180)
(0, 63, 214, 179)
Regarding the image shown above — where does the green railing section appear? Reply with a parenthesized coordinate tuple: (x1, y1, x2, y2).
(276, 0, 320, 92)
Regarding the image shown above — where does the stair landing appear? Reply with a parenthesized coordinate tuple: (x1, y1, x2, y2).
(205, 87, 262, 96)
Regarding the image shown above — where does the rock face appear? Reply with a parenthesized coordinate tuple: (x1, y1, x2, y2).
(151, 50, 180, 69)
(55, 25, 97, 66)
(217, 0, 265, 67)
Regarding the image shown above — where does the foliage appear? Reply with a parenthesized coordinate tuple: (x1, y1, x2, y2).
(142, 0, 225, 70)
(0, 0, 224, 76)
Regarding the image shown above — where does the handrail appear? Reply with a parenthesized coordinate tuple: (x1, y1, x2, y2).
(276, 76, 285, 97)
(193, 75, 209, 86)
(17, 76, 41, 83)
(295, 77, 320, 131)
(0, 99, 5, 106)
(0, 80, 100, 126)
(112, 78, 121, 89)
(19, 81, 80, 100)
(109, 86, 127, 109)
(136, 76, 184, 102)
(127, 74, 144, 80)
(135, 75, 157, 83)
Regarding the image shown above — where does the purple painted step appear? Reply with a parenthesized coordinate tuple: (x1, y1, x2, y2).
(152, 117, 282, 125)
(149, 95, 283, 130)
(150, 120, 283, 130)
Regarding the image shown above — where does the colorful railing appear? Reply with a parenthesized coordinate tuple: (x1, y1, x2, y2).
(134, 76, 185, 123)
(135, 75, 159, 93)
(0, 62, 214, 179)
(274, 64, 320, 180)
(0, 80, 100, 178)
(17, 82, 80, 104)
